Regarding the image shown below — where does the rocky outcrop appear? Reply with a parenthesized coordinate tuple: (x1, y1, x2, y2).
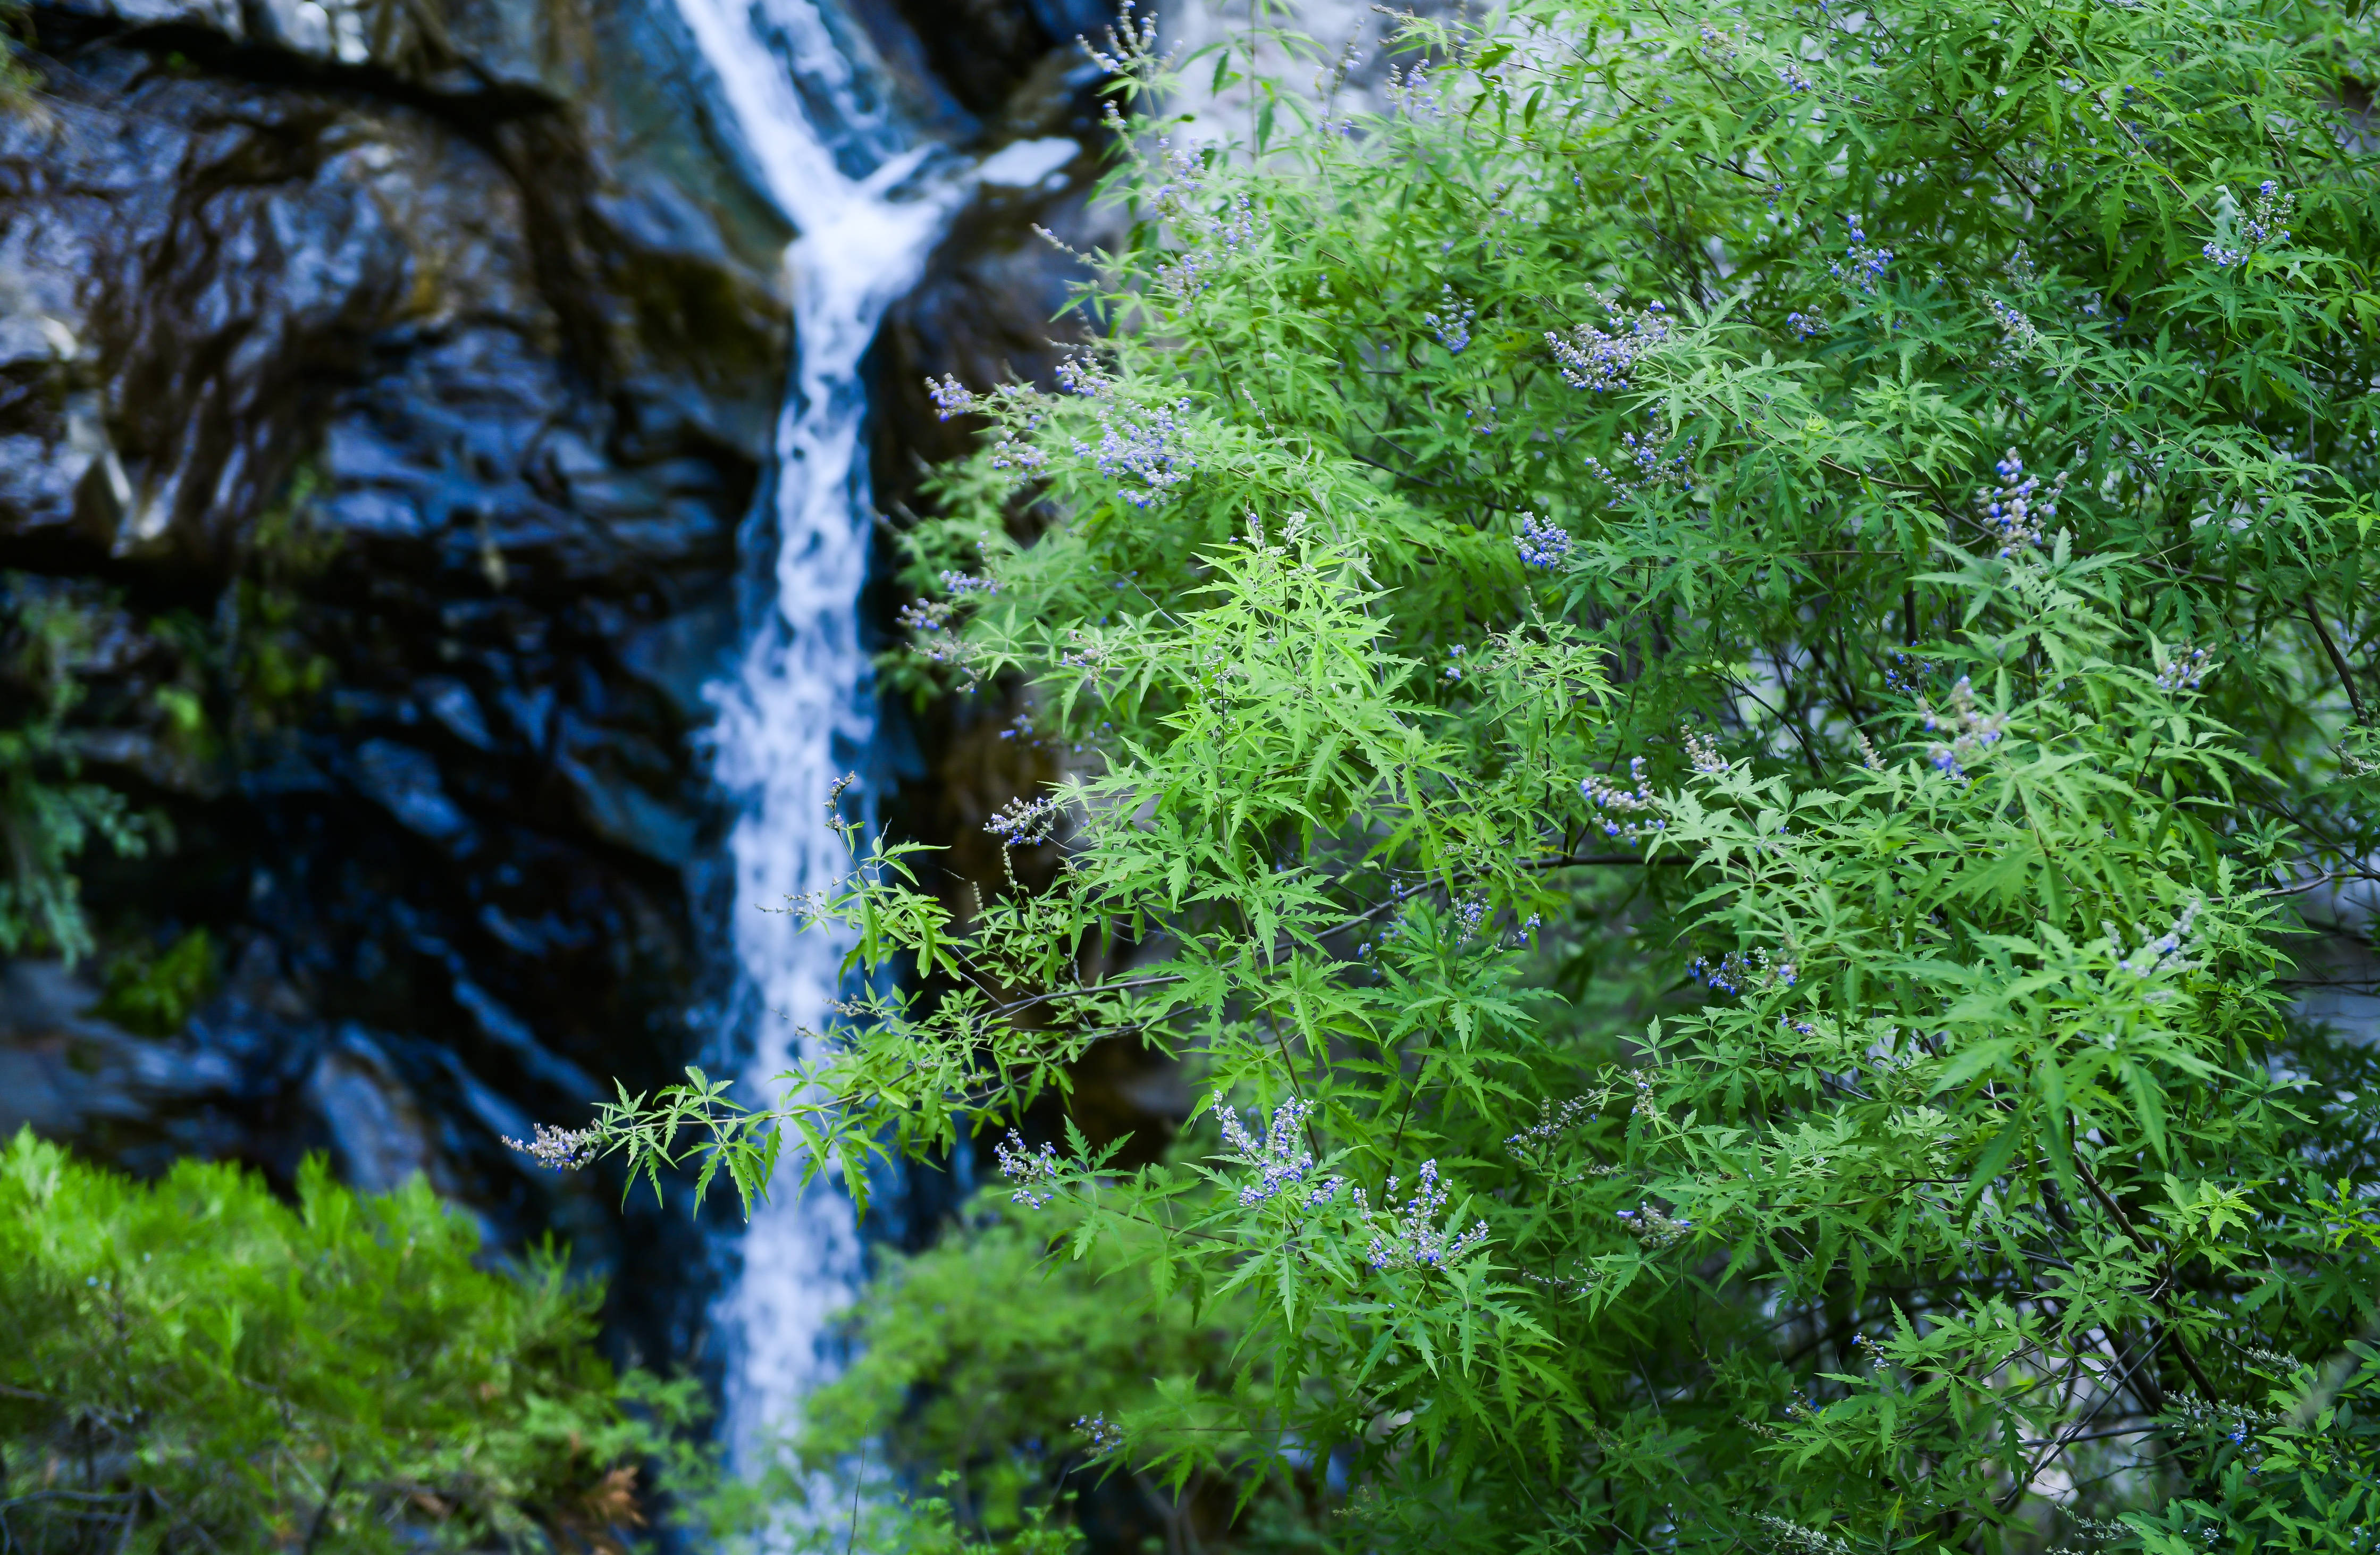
(0, 0, 1128, 1372)
(0, 0, 791, 1360)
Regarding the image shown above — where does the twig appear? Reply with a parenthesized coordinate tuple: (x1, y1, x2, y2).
(847, 1442, 864, 1555)
(2068, 1158, 2224, 1402)
(301, 1464, 345, 1555)
(2305, 601, 2370, 726)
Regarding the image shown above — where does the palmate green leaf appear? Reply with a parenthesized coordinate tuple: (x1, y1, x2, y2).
(584, 0, 2380, 1543)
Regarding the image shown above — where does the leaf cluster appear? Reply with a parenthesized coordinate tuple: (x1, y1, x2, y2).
(0, 1129, 701, 1554)
(588, 0, 2380, 1547)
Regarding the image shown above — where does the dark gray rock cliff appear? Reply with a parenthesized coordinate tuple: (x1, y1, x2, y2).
(0, 0, 797, 1359)
(0, 0, 1117, 1369)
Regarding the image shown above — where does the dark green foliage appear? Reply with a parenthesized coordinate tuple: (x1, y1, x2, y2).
(94, 929, 217, 1036)
(0, 469, 339, 966)
(0, 582, 146, 963)
(788, 1212, 1261, 1542)
(0, 1129, 699, 1553)
(2126, 1343, 2380, 1552)
(225, 465, 341, 738)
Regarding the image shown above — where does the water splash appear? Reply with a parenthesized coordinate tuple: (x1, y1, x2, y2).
(669, 0, 965, 1470)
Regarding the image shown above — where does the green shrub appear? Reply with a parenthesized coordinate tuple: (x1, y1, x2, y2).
(587, 0, 2380, 1548)
(2123, 1341, 2379, 1553)
(700, 1470, 1087, 1555)
(0, 1129, 699, 1553)
(798, 1209, 1258, 1537)
(94, 929, 218, 1037)
(0, 0, 36, 116)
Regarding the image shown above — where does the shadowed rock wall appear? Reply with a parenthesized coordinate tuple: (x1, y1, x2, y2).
(0, 0, 1127, 1374)
(0, 0, 792, 1363)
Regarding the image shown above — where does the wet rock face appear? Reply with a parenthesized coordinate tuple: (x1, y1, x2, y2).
(868, 0, 1109, 117)
(0, 0, 1132, 1372)
(0, 0, 788, 1358)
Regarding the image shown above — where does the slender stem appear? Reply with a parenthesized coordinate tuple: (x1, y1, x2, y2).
(300, 1464, 344, 1555)
(846, 1442, 864, 1555)
(2306, 601, 2370, 726)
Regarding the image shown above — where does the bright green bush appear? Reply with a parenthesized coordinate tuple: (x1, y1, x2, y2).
(589, 0, 2380, 1548)
(0, 1129, 698, 1553)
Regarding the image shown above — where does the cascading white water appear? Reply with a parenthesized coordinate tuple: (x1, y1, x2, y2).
(668, 0, 963, 1469)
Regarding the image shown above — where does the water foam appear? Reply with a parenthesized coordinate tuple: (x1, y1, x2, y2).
(668, 0, 963, 1468)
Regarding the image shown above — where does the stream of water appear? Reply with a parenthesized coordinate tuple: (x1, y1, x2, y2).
(668, 0, 960, 1469)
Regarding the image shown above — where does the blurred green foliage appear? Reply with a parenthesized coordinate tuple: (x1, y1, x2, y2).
(784, 1209, 1259, 1544)
(0, 1129, 702, 1553)
(697, 1466, 1088, 1555)
(93, 928, 217, 1036)
(0, 582, 147, 964)
(0, 0, 37, 115)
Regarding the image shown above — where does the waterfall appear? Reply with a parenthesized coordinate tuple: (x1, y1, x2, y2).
(668, 0, 962, 1470)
